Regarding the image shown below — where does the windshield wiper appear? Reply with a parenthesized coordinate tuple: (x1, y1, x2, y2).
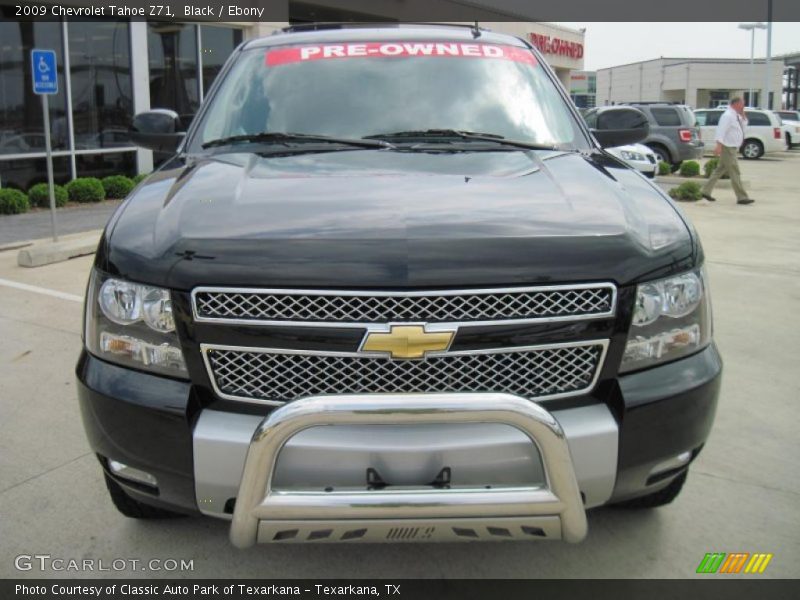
(202, 132, 394, 150)
(363, 129, 558, 151)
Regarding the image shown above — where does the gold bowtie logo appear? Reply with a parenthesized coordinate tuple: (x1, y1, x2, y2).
(361, 325, 455, 359)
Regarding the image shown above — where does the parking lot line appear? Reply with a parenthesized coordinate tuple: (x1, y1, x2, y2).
(0, 276, 83, 303)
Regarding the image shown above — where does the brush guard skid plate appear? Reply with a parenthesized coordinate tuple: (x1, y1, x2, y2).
(229, 393, 588, 547)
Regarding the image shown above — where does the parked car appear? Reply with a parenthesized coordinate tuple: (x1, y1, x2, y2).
(694, 108, 786, 159)
(78, 24, 720, 547)
(617, 103, 703, 171)
(605, 143, 658, 178)
(775, 110, 799, 122)
(775, 110, 800, 148)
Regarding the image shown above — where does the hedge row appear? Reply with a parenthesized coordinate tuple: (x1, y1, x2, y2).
(0, 173, 150, 215)
(661, 159, 726, 180)
(668, 181, 703, 202)
(0, 188, 30, 214)
(678, 160, 700, 178)
(703, 157, 730, 179)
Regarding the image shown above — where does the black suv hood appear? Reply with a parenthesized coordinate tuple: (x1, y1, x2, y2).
(103, 149, 695, 289)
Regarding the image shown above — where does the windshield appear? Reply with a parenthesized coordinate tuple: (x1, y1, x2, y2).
(192, 41, 587, 151)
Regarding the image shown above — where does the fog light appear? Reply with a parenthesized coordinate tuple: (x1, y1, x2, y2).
(623, 324, 700, 364)
(650, 451, 692, 477)
(100, 332, 186, 373)
(108, 459, 158, 487)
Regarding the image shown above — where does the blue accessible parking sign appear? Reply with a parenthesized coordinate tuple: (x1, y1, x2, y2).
(31, 49, 58, 95)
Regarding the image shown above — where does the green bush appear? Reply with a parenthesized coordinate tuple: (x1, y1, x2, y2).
(27, 182, 68, 208)
(101, 175, 135, 199)
(703, 158, 729, 179)
(668, 181, 703, 202)
(678, 160, 701, 177)
(132, 173, 150, 186)
(66, 177, 105, 203)
(0, 188, 30, 214)
(657, 161, 671, 176)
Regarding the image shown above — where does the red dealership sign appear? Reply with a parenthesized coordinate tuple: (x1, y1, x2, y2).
(528, 34, 584, 59)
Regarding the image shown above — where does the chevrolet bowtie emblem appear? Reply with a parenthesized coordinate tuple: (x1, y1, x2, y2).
(361, 325, 455, 359)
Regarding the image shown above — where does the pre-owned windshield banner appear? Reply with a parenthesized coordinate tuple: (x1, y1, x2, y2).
(265, 43, 538, 67)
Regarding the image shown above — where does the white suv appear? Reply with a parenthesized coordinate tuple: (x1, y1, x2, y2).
(694, 108, 786, 159)
(776, 110, 800, 148)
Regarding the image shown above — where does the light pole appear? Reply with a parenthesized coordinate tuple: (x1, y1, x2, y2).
(739, 22, 766, 107)
(764, 0, 773, 110)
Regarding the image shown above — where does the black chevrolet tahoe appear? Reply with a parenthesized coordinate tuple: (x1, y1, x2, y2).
(77, 24, 721, 546)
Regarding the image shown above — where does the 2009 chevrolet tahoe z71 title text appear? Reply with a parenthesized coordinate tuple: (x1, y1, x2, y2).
(77, 24, 721, 546)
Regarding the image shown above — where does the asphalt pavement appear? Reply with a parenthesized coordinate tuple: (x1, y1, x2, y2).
(0, 200, 121, 246)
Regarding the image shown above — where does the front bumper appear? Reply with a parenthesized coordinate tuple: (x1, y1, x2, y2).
(76, 343, 721, 541)
(230, 393, 588, 546)
(626, 158, 657, 176)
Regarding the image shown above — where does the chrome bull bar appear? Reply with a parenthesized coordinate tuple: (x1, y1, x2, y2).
(230, 393, 588, 547)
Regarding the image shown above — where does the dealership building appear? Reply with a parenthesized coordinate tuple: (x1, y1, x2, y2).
(0, 2, 585, 192)
(596, 57, 787, 110)
(569, 70, 597, 108)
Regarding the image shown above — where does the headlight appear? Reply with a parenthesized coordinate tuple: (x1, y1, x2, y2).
(85, 270, 187, 377)
(621, 268, 712, 373)
(620, 150, 645, 161)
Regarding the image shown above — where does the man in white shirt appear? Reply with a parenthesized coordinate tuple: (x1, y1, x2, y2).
(701, 97, 754, 205)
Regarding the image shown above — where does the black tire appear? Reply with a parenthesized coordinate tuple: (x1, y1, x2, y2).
(741, 139, 763, 159)
(786, 132, 792, 149)
(104, 473, 185, 519)
(647, 144, 671, 165)
(612, 470, 688, 509)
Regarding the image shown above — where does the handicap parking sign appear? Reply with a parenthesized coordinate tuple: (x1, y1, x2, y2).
(31, 49, 58, 95)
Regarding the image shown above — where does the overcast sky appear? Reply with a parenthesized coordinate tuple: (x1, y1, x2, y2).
(559, 22, 800, 70)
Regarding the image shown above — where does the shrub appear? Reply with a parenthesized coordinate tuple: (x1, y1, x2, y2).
(27, 182, 68, 208)
(0, 188, 30, 214)
(66, 177, 105, 203)
(678, 160, 700, 177)
(657, 161, 671, 176)
(102, 175, 135, 199)
(668, 181, 703, 202)
(703, 158, 729, 179)
(132, 173, 149, 186)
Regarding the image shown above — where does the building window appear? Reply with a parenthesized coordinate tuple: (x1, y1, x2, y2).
(68, 20, 134, 150)
(200, 25, 243, 98)
(75, 149, 136, 180)
(148, 23, 200, 123)
(0, 16, 68, 154)
(0, 155, 71, 191)
(147, 24, 242, 124)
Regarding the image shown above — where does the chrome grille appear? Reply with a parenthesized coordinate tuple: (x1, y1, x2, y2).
(202, 342, 606, 405)
(193, 285, 616, 325)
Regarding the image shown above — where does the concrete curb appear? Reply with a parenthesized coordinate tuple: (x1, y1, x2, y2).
(0, 240, 32, 253)
(656, 175, 750, 190)
(16, 230, 101, 268)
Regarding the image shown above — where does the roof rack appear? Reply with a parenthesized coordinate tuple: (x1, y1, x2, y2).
(621, 101, 684, 105)
(279, 22, 489, 34)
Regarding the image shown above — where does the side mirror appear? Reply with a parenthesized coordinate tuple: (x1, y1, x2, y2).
(129, 109, 186, 153)
(589, 107, 650, 148)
